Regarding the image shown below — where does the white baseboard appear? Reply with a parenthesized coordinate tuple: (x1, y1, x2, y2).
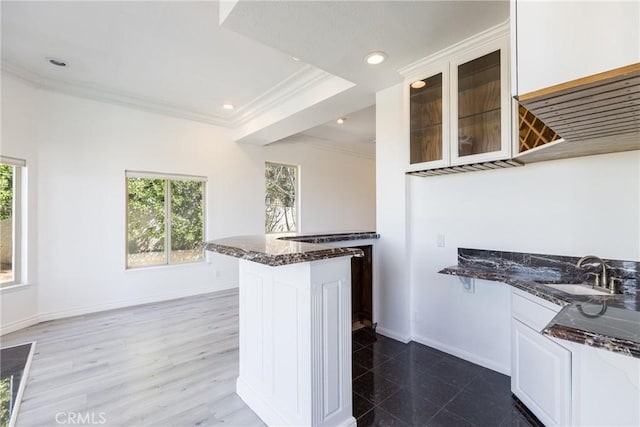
(237, 376, 357, 427)
(375, 326, 411, 343)
(0, 315, 39, 336)
(411, 333, 511, 376)
(1, 283, 238, 336)
(236, 377, 288, 426)
(333, 416, 357, 427)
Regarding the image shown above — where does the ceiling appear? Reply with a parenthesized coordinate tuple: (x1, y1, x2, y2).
(276, 105, 376, 158)
(222, 0, 509, 93)
(1, 1, 304, 123)
(1, 1, 509, 145)
(302, 106, 376, 146)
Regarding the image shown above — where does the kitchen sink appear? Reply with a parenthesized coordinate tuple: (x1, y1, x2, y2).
(543, 283, 611, 296)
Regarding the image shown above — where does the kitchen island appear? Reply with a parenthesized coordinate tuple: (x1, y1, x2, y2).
(205, 234, 368, 427)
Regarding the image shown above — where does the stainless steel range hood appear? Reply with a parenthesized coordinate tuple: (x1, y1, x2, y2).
(515, 63, 640, 163)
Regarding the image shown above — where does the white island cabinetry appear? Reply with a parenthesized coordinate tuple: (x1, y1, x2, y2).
(205, 235, 363, 427)
(237, 257, 355, 427)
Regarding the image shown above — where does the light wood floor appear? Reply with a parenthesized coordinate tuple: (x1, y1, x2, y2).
(1, 289, 265, 427)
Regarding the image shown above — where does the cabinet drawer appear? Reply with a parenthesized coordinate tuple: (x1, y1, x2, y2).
(512, 291, 558, 332)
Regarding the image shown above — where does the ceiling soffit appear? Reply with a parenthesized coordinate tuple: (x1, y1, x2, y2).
(2, 1, 509, 145)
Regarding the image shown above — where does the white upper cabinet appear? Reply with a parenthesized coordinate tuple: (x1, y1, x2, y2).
(408, 63, 450, 170)
(515, 0, 640, 96)
(404, 25, 512, 171)
(450, 38, 512, 165)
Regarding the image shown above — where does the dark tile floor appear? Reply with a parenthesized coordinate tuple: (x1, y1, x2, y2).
(351, 330, 542, 427)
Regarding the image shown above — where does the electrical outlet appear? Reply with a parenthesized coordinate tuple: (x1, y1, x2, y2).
(215, 270, 221, 278)
(436, 234, 445, 247)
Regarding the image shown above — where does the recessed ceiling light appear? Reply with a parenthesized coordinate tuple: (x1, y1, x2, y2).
(365, 51, 387, 65)
(336, 118, 346, 124)
(291, 56, 301, 62)
(411, 80, 426, 89)
(46, 57, 68, 67)
(223, 104, 235, 110)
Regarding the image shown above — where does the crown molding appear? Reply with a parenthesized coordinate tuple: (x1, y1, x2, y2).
(398, 19, 510, 78)
(1, 61, 232, 127)
(231, 65, 337, 127)
(1, 60, 337, 132)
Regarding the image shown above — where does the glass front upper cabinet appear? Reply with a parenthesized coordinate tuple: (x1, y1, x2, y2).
(408, 65, 449, 170)
(450, 44, 511, 165)
(410, 73, 443, 164)
(457, 51, 501, 157)
(406, 37, 511, 170)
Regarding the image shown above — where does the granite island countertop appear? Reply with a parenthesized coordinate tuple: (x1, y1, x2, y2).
(440, 249, 640, 359)
(204, 231, 379, 267)
(278, 231, 379, 244)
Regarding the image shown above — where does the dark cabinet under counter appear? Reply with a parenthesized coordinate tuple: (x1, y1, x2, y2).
(351, 245, 373, 329)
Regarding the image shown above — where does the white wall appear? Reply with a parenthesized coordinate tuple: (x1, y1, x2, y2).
(0, 73, 40, 332)
(376, 78, 640, 372)
(374, 84, 411, 341)
(262, 140, 375, 234)
(408, 151, 640, 373)
(0, 74, 376, 334)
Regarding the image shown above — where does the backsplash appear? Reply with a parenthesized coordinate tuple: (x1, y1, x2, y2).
(458, 248, 639, 294)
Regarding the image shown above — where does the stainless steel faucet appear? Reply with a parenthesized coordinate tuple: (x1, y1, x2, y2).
(576, 255, 613, 292)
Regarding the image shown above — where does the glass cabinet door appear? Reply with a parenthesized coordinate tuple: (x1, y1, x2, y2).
(410, 73, 444, 165)
(456, 50, 502, 158)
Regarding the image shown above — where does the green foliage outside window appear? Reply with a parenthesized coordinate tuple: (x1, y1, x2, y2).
(171, 180, 204, 251)
(127, 178, 165, 256)
(0, 164, 15, 284)
(265, 163, 297, 233)
(0, 165, 13, 221)
(127, 176, 204, 267)
(0, 377, 10, 427)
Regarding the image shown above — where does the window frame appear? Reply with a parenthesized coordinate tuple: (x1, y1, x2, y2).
(0, 156, 25, 288)
(125, 170, 207, 269)
(264, 161, 300, 235)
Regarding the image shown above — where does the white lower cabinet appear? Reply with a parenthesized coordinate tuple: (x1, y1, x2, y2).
(512, 319, 572, 426)
(511, 290, 571, 426)
(567, 341, 640, 427)
(510, 288, 640, 427)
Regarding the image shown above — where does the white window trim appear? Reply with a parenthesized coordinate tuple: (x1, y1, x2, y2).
(0, 283, 32, 293)
(125, 171, 207, 270)
(125, 170, 207, 182)
(265, 161, 300, 235)
(0, 156, 26, 167)
(1, 157, 25, 287)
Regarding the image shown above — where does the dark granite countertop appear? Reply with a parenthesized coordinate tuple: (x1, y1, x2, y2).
(440, 249, 640, 359)
(278, 231, 380, 244)
(204, 231, 378, 267)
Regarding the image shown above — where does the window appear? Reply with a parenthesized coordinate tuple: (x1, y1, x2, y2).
(126, 171, 205, 268)
(0, 157, 24, 287)
(265, 162, 298, 233)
